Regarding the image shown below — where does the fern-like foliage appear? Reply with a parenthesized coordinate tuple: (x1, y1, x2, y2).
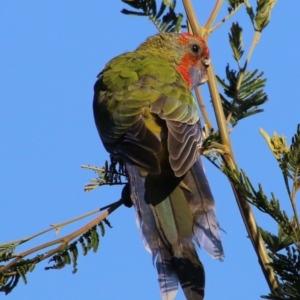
(229, 22, 244, 63)
(215, 22, 268, 127)
(223, 169, 299, 299)
(224, 168, 294, 239)
(223, 124, 300, 299)
(217, 66, 267, 127)
(262, 247, 300, 300)
(45, 220, 111, 273)
(201, 128, 223, 169)
(261, 126, 300, 201)
(227, 0, 245, 11)
(0, 256, 43, 295)
(121, 0, 184, 32)
(284, 125, 300, 195)
(246, 0, 277, 31)
(0, 219, 112, 295)
(82, 156, 127, 192)
(0, 155, 125, 295)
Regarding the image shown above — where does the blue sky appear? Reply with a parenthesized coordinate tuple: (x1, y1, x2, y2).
(1, 1, 299, 299)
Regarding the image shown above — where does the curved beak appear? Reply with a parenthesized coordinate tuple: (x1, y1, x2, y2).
(202, 57, 210, 68)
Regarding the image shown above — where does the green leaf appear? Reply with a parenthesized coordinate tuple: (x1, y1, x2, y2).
(263, 246, 300, 299)
(156, 2, 166, 19)
(121, 0, 184, 32)
(121, 9, 147, 16)
(82, 157, 127, 192)
(287, 124, 300, 191)
(223, 167, 295, 239)
(227, 0, 244, 11)
(121, 0, 145, 9)
(217, 66, 268, 127)
(259, 227, 297, 253)
(255, 0, 277, 31)
(229, 22, 244, 62)
(260, 125, 300, 197)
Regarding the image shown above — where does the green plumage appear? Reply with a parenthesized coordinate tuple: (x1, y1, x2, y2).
(94, 35, 202, 178)
(93, 33, 223, 300)
(96, 50, 197, 135)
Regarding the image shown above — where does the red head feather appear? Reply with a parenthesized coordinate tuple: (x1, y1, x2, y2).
(176, 33, 210, 88)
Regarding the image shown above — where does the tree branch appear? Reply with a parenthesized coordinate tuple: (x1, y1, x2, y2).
(204, 0, 224, 35)
(183, 1, 279, 294)
(182, 0, 203, 36)
(0, 200, 123, 274)
(210, 4, 243, 33)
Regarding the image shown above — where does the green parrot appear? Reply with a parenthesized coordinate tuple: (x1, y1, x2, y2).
(93, 32, 224, 300)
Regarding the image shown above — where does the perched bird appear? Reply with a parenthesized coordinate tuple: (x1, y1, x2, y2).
(93, 32, 224, 300)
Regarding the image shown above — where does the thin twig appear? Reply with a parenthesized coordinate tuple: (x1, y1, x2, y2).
(182, 0, 202, 36)
(226, 30, 261, 125)
(195, 87, 213, 130)
(0, 200, 123, 274)
(244, 31, 261, 71)
(210, 4, 243, 33)
(0, 202, 119, 248)
(207, 65, 233, 161)
(204, 0, 224, 35)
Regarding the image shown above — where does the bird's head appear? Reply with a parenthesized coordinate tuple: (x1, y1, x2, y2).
(137, 32, 210, 89)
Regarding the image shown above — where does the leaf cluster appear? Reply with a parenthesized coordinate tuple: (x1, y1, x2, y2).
(82, 156, 127, 192)
(228, 22, 244, 62)
(227, 0, 245, 12)
(45, 220, 111, 272)
(282, 126, 300, 196)
(262, 246, 300, 300)
(0, 256, 42, 295)
(224, 123, 300, 299)
(246, 0, 277, 31)
(261, 126, 300, 205)
(217, 66, 267, 127)
(121, 0, 184, 32)
(0, 219, 111, 294)
(215, 22, 268, 128)
(224, 168, 294, 239)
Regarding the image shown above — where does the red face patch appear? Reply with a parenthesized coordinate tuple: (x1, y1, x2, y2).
(177, 53, 200, 88)
(179, 33, 206, 46)
(178, 34, 190, 45)
(177, 33, 209, 88)
(178, 33, 209, 59)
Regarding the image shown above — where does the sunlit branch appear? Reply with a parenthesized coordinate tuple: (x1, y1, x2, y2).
(210, 4, 242, 33)
(0, 200, 123, 274)
(183, 2, 279, 293)
(195, 87, 213, 130)
(182, 0, 203, 36)
(204, 0, 224, 35)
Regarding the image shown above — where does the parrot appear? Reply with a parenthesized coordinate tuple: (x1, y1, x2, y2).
(93, 32, 224, 300)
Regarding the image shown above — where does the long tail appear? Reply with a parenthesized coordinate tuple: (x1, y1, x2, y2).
(126, 157, 223, 300)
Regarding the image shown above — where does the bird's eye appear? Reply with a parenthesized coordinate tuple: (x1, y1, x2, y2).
(191, 44, 200, 53)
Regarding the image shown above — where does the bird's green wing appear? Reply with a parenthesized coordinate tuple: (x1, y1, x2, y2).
(93, 50, 200, 176)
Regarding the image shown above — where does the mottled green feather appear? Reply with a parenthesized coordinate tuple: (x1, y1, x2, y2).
(95, 50, 197, 133)
(94, 42, 200, 175)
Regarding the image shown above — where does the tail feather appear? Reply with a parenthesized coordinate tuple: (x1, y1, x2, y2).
(126, 156, 223, 300)
(126, 164, 179, 300)
(172, 244, 205, 300)
(127, 164, 159, 255)
(156, 244, 179, 300)
(182, 157, 224, 259)
(194, 211, 224, 259)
